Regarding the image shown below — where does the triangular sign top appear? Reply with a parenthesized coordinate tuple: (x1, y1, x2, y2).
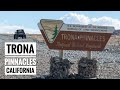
(40, 19, 63, 43)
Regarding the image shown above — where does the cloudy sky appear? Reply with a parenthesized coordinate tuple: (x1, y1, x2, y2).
(0, 11, 120, 34)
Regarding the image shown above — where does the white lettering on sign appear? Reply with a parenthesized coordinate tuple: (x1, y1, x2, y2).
(61, 24, 114, 33)
(61, 34, 105, 42)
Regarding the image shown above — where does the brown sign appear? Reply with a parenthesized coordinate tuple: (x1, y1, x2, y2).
(38, 19, 115, 51)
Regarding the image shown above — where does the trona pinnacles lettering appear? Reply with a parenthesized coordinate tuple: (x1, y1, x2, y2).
(5, 42, 36, 75)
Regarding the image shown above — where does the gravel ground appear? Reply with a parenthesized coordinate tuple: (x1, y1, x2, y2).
(0, 34, 120, 79)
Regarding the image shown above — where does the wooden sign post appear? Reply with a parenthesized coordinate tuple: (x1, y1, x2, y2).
(38, 19, 115, 59)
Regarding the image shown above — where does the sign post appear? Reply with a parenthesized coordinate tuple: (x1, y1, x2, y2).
(87, 51, 91, 59)
(38, 19, 115, 59)
(59, 50, 63, 58)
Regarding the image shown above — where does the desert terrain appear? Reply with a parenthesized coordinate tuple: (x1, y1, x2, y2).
(0, 34, 120, 79)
